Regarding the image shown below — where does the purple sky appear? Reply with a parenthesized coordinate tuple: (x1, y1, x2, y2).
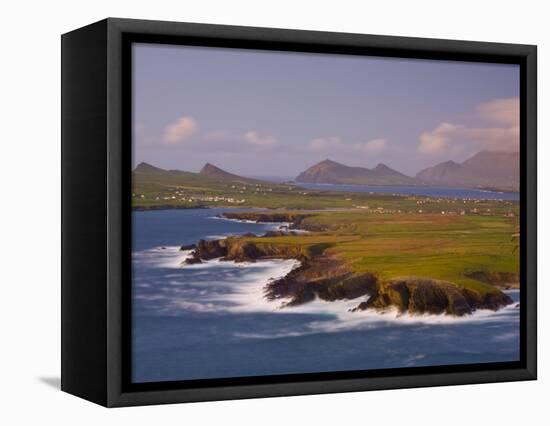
(133, 43, 519, 177)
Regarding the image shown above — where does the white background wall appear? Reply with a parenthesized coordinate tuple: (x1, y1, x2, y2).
(1, 0, 546, 424)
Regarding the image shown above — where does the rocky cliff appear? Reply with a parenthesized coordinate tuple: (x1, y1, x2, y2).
(221, 211, 327, 232)
(353, 278, 512, 316)
(183, 232, 514, 316)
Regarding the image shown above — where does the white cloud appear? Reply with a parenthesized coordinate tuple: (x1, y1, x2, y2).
(243, 131, 278, 146)
(418, 97, 519, 157)
(163, 116, 198, 144)
(477, 97, 519, 126)
(418, 122, 460, 155)
(361, 138, 387, 153)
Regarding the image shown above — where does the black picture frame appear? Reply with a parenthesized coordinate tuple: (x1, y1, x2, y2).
(61, 17, 537, 407)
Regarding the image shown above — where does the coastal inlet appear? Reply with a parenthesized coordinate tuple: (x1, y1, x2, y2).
(132, 208, 520, 383)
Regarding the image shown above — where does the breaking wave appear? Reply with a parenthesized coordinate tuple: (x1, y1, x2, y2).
(132, 246, 520, 339)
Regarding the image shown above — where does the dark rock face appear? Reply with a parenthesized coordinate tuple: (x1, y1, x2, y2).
(225, 241, 263, 262)
(179, 244, 196, 251)
(184, 239, 228, 264)
(221, 211, 326, 233)
(197, 239, 228, 259)
(222, 211, 308, 224)
(265, 255, 378, 307)
(183, 236, 306, 265)
(181, 217, 514, 316)
(354, 278, 513, 316)
(184, 256, 202, 264)
(468, 290, 514, 311)
(464, 270, 520, 289)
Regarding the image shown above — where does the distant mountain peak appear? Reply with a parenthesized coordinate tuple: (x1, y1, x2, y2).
(373, 163, 391, 172)
(318, 158, 341, 166)
(200, 162, 225, 175)
(134, 162, 166, 174)
(296, 160, 416, 186)
(416, 151, 519, 191)
(200, 162, 263, 183)
(372, 163, 409, 178)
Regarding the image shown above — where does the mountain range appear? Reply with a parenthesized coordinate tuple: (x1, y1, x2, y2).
(295, 159, 417, 186)
(134, 150, 519, 192)
(415, 151, 519, 191)
(134, 161, 265, 185)
(199, 163, 266, 183)
(295, 151, 519, 191)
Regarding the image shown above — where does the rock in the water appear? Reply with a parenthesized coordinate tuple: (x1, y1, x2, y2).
(179, 244, 196, 251)
(221, 212, 326, 232)
(180, 231, 514, 318)
(184, 256, 202, 265)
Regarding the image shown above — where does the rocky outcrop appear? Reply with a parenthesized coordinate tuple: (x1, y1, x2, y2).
(221, 212, 327, 232)
(183, 235, 377, 306)
(222, 211, 308, 224)
(353, 278, 513, 316)
(195, 239, 229, 260)
(179, 243, 196, 251)
(264, 255, 378, 307)
(184, 237, 307, 264)
(183, 214, 514, 316)
(464, 271, 520, 289)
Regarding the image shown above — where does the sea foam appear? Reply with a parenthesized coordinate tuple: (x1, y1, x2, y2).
(133, 245, 520, 339)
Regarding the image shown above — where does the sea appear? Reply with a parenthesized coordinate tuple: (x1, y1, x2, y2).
(295, 183, 519, 201)
(132, 203, 520, 383)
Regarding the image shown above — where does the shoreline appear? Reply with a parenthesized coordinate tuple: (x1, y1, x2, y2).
(132, 182, 520, 213)
(294, 181, 519, 194)
(133, 205, 241, 212)
(134, 245, 519, 328)
(181, 211, 515, 317)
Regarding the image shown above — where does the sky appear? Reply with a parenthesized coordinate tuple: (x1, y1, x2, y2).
(133, 43, 520, 177)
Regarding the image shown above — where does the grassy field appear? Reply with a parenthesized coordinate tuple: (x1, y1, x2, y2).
(133, 169, 519, 295)
(238, 210, 519, 295)
(133, 169, 517, 214)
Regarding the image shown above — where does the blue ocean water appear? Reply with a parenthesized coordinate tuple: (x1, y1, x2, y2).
(132, 209, 520, 383)
(295, 183, 519, 200)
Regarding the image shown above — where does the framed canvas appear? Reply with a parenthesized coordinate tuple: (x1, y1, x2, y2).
(61, 18, 537, 407)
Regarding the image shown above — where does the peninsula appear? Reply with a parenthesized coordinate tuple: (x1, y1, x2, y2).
(132, 160, 519, 317)
(182, 210, 518, 316)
